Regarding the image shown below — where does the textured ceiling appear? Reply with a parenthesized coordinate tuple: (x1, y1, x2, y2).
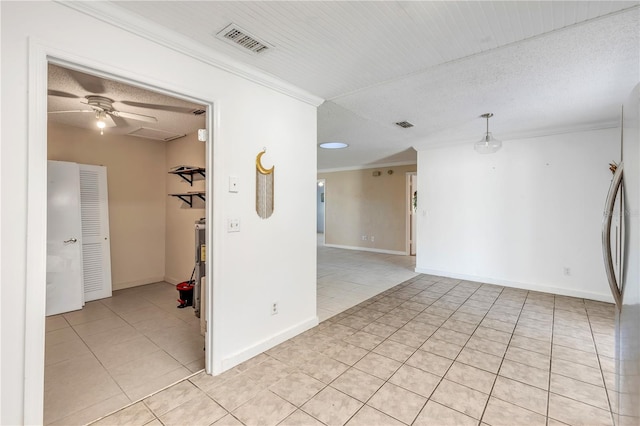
(88, 1, 639, 167)
(48, 64, 206, 140)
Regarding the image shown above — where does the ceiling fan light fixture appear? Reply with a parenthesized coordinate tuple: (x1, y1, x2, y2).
(95, 111, 107, 135)
(474, 113, 502, 154)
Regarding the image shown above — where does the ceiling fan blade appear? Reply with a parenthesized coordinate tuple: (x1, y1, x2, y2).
(103, 114, 117, 128)
(67, 69, 105, 94)
(109, 114, 127, 128)
(120, 100, 197, 114)
(48, 110, 94, 114)
(47, 89, 80, 99)
(111, 110, 158, 123)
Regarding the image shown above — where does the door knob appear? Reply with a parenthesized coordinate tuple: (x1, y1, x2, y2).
(63, 238, 78, 244)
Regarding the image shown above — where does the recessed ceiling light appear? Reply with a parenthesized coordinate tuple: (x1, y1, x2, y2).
(319, 142, 349, 149)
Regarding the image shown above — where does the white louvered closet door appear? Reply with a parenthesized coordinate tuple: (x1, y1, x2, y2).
(79, 164, 112, 301)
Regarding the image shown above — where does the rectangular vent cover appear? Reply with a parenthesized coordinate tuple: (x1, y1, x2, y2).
(128, 127, 185, 141)
(395, 121, 414, 128)
(216, 24, 273, 54)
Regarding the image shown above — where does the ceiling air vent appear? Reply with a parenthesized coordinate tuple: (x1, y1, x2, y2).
(128, 127, 185, 142)
(395, 121, 414, 128)
(216, 24, 273, 54)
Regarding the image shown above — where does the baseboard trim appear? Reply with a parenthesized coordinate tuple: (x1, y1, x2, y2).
(164, 276, 185, 285)
(113, 276, 166, 291)
(414, 267, 614, 303)
(324, 244, 407, 256)
(220, 316, 319, 371)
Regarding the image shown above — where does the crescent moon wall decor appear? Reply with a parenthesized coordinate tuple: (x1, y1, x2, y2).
(256, 149, 274, 219)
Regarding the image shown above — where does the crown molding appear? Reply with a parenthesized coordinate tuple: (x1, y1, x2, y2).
(412, 121, 620, 152)
(318, 161, 417, 174)
(58, 1, 324, 107)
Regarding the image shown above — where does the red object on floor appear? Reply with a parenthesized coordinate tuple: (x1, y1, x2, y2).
(176, 281, 194, 308)
(176, 282, 194, 291)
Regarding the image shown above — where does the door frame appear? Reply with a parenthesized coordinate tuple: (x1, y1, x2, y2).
(406, 172, 417, 256)
(317, 179, 326, 244)
(25, 41, 218, 424)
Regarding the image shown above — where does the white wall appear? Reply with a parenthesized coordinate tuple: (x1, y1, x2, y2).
(0, 2, 319, 424)
(416, 128, 620, 302)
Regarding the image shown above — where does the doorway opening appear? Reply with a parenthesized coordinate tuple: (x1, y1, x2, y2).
(317, 179, 326, 246)
(406, 172, 417, 256)
(36, 59, 214, 424)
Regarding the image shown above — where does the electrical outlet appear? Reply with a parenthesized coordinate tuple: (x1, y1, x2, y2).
(227, 218, 240, 232)
(271, 302, 278, 315)
(563, 267, 571, 276)
(361, 235, 367, 241)
(370, 236, 375, 242)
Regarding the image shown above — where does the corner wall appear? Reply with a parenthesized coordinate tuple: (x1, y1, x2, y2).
(318, 164, 416, 254)
(165, 132, 206, 284)
(48, 122, 167, 290)
(416, 128, 619, 302)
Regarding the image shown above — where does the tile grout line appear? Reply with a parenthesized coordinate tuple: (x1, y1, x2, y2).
(476, 288, 528, 424)
(545, 294, 556, 426)
(420, 282, 502, 418)
(547, 300, 617, 418)
(44, 314, 114, 426)
(339, 278, 446, 425)
(395, 279, 517, 424)
(330, 280, 426, 426)
(584, 300, 617, 426)
(52, 284, 204, 425)
(73, 299, 138, 405)
(76, 295, 193, 401)
(316, 277, 464, 425)
(87, 368, 204, 425)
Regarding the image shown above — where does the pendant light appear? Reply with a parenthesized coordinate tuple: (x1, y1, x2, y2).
(474, 113, 502, 154)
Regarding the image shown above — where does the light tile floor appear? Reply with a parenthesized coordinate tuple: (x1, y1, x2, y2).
(44, 282, 205, 425)
(44, 238, 416, 425)
(317, 234, 418, 321)
(93, 274, 617, 426)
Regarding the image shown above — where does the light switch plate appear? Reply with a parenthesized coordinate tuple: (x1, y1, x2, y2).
(229, 176, 239, 193)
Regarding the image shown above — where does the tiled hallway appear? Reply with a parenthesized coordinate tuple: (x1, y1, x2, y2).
(316, 236, 418, 321)
(92, 274, 617, 426)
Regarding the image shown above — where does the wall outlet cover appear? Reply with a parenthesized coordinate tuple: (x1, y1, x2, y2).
(227, 218, 240, 232)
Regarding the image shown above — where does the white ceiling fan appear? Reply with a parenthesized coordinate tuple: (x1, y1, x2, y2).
(49, 95, 158, 134)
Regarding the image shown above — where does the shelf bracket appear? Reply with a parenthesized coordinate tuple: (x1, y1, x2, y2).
(169, 192, 206, 208)
(169, 168, 206, 186)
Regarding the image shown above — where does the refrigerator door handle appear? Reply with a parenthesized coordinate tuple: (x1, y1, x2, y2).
(602, 163, 624, 309)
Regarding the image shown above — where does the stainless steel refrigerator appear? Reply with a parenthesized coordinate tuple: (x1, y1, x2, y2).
(602, 84, 639, 426)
